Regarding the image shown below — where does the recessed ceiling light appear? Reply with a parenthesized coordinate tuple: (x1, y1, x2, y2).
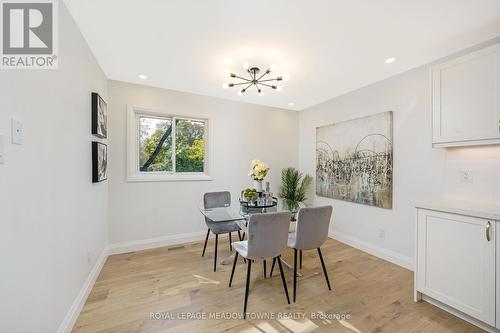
(138, 74, 148, 80)
(288, 102, 295, 106)
(384, 57, 395, 64)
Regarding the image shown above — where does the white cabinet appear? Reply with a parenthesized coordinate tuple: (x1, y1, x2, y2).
(497, 221, 500, 330)
(432, 42, 500, 147)
(416, 209, 496, 326)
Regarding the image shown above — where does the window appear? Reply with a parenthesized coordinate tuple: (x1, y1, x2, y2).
(127, 107, 211, 181)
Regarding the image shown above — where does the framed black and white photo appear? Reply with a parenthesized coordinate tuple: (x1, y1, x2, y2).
(92, 141, 107, 183)
(91, 92, 107, 138)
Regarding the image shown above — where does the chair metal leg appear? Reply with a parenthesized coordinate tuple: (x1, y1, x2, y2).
(269, 257, 276, 277)
(263, 260, 267, 279)
(293, 248, 298, 302)
(237, 231, 246, 263)
(243, 259, 252, 319)
(229, 232, 232, 251)
(201, 229, 210, 257)
(300, 250, 303, 270)
(277, 256, 290, 304)
(214, 234, 218, 272)
(317, 247, 331, 291)
(229, 252, 239, 287)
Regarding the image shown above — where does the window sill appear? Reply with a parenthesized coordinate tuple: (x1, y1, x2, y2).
(126, 173, 213, 183)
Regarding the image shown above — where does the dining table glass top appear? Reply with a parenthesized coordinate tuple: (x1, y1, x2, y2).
(199, 206, 246, 223)
(199, 204, 290, 224)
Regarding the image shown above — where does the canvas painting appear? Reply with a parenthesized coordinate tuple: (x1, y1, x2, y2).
(91, 92, 107, 138)
(316, 111, 393, 209)
(92, 142, 107, 183)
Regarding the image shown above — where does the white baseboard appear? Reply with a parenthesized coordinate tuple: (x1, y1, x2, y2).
(329, 230, 414, 271)
(57, 246, 109, 333)
(107, 230, 207, 255)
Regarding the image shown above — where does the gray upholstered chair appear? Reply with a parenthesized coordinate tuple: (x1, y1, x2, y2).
(272, 205, 333, 302)
(229, 212, 291, 319)
(202, 191, 242, 272)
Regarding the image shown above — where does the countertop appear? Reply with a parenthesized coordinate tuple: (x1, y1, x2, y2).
(416, 198, 500, 221)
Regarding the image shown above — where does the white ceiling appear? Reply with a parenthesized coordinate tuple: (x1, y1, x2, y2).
(64, 0, 500, 111)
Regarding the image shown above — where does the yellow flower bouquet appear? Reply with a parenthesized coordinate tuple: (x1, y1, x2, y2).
(248, 159, 270, 181)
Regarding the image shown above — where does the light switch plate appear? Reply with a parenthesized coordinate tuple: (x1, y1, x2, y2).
(0, 134, 4, 164)
(11, 118, 23, 145)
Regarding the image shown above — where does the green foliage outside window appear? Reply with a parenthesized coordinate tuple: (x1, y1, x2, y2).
(175, 119, 205, 172)
(139, 116, 205, 173)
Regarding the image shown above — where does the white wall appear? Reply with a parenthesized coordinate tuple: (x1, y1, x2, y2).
(0, 2, 108, 332)
(108, 81, 298, 245)
(299, 54, 500, 268)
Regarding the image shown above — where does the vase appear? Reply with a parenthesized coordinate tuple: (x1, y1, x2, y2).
(252, 180, 263, 192)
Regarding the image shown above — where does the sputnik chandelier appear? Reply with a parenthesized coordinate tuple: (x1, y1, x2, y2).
(222, 62, 289, 96)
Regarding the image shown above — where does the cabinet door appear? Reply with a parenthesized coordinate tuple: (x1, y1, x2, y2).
(497, 221, 500, 329)
(416, 209, 495, 326)
(432, 43, 500, 147)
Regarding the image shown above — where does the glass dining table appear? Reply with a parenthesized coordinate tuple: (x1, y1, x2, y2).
(199, 205, 301, 276)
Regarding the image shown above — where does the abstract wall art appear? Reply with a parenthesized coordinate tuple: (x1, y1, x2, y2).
(316, 111, 393, 209)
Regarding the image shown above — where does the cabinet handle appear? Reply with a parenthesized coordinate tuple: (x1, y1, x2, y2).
(486, 221, 491, 242)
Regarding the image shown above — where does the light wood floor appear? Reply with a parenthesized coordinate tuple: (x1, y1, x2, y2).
(73, 238, 482, 333)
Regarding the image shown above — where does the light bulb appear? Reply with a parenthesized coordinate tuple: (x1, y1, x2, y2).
(242, 62, 250, 70)
(223, 70, 230, 77)
(269, 64, 277, 72)
(222, 83, 229, 89)
(238, 90, 243, 96)
(276, 85, 282, 92)
(258, 89, 263, 96)
(282, 74, 290, 81)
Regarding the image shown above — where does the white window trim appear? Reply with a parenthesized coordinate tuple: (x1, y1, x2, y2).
(126, 105, 213, 182)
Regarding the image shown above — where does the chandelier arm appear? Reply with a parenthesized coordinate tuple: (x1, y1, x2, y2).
(232, 82, 251, 86)
(234, 75, 251, 82)
(257, 78, 280, 83)
(256, 70, 270, 81)
(258, 83, 275, 89)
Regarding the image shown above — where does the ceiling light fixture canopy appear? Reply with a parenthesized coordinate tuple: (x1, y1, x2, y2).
(222, 63, 288, 96)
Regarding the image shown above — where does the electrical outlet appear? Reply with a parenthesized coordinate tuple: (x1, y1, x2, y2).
(11, 118, 23, 145)
(460, 169, 473, 184)
(377, 228, 386, 240)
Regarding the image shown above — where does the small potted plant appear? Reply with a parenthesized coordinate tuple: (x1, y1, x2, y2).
(278, 167, 312, 221)
(248, 159, 269, 192)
